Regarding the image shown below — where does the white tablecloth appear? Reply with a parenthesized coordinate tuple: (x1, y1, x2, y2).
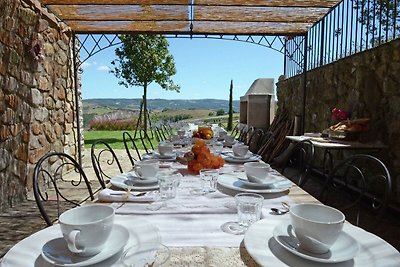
(2, 159, 400, 266)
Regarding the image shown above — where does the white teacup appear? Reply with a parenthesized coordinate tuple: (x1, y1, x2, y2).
(290, 203, 345, 254)
(218, 130, 227, 138)
(135, 159, 159, 179)
(177, 130, 186, 138)
(224, 135, 235, 144)
(59, 205, 115, 256)
(244, 162, 271, 182)
(158, 143, 174, 156)
(232, 144, 249, 157)
(170, 134, 180, 142)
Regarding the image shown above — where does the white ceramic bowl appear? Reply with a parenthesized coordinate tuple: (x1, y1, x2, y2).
(244, 162, 271, 182)
(289, 203, 345, 254)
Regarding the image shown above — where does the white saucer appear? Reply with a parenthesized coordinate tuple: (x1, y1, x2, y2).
(222, 140, 237, 146)
(218, 174, 292, 194)
(273, 222, 360, 263)
(238, 175, 280, 188)
(156, 152, 176, 159)
(41, 224, 129, 267)
(126, 173, 158, 185)
(228, 152, 252, 159)
(110, 175, 159, 190)
(223, 154, 261, 163)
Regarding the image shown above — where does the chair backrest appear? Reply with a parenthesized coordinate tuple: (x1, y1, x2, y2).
(238, 125, 251, 143)
(91, 140, 124, 189)
(156, 126, 167, 141)
(320, 154, 392, 229)
(162, 124, 173, 137)
(123, 131, 142, 166)
(139, 129, 154, 154)
(272, 139, 315, 186)
(230, 122, 240, 138)
(33, 152, 94, 227)
(247, 128, 264, 153)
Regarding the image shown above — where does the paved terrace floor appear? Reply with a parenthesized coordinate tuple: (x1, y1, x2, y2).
(1, 149, 399, 258)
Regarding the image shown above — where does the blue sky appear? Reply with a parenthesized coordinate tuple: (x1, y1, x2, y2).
(81, 37, 284, 101)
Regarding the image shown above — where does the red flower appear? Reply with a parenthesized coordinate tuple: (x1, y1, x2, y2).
(331, 107, 349, 121)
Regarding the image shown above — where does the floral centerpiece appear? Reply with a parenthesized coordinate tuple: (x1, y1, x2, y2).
(176, 139, 224, 174)
(192, 126, 214, 140)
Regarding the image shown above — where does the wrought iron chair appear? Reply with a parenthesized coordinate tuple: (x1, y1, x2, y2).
(156, 126, 167, 141)
(33, 152, 94, 227)
(238, 125, 251, 143)
(91, 140, 124, 189)
(162, 124, 173, 137)
(319, 154, 392, 230)
(123, 131, 142, 166)
(271, 139, 315, 187)
(139, 129, 155, 154)
(230, 122, 240, 138)
(246, 128, 264, 153)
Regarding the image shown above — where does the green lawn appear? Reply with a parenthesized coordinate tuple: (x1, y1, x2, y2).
(84, 130, 158, 150)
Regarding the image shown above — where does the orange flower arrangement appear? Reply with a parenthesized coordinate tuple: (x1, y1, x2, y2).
(186, 139, 224, 174)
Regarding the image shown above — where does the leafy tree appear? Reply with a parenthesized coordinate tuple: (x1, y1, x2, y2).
(227, 79, 234, 131)
(357, 0, 399, 44)
(111, 34, 180, 132)
(216, 109, 225, 116)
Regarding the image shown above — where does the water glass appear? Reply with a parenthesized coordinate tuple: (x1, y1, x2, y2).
(211, 142, 223, 155)
(235, 193, 264, 228)
(158, 177, 179, 200)
(200, 169, 219, 193)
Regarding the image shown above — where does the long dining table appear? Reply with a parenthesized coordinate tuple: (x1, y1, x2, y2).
(2, 142, 400, 267)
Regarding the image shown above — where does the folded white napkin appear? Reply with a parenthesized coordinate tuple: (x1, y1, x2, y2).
(98, 188, 158, 203)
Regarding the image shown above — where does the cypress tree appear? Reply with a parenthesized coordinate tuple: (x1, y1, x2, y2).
(227, 79, 233, 131)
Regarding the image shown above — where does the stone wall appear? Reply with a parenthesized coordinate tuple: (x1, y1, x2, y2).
(277, 38, 400, 197)
(0, 0, 79, 211)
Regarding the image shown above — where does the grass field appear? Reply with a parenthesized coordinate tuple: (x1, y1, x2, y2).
(83, 115, 239, 149)
(84, 130, 159, 150)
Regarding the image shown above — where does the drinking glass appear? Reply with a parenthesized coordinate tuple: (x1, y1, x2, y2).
(120, 242, 170, 267)
(200, 169, 219, 193)
(235, 193, 264, 228)
(221, 193, 264, 235)
(158, 176, 179, 200)
(211, 142, 223, 155)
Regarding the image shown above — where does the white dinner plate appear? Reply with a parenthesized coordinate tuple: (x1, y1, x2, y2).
(41, 224, 129, 267)
(217, 174, 292, 193)
(243, 219, 400, 267)
(110, 175, 159, 191)
(273, 222, 360, 263)
(2, 218, 161, 267)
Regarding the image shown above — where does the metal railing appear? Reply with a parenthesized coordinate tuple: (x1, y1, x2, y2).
(285, 0, 399, 77)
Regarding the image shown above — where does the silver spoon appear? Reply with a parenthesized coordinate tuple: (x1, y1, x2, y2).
(270, 207, 289, 215)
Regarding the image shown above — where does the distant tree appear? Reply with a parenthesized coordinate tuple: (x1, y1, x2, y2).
(227, 79, 234, 131)
(111, 34, 180, 132)
(216, 109, 225, 116)
(357, 0, 399, 44)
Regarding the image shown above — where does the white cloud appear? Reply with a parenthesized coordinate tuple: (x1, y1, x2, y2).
(96, 65, 111, 72)
(81, 61, 98, 69)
